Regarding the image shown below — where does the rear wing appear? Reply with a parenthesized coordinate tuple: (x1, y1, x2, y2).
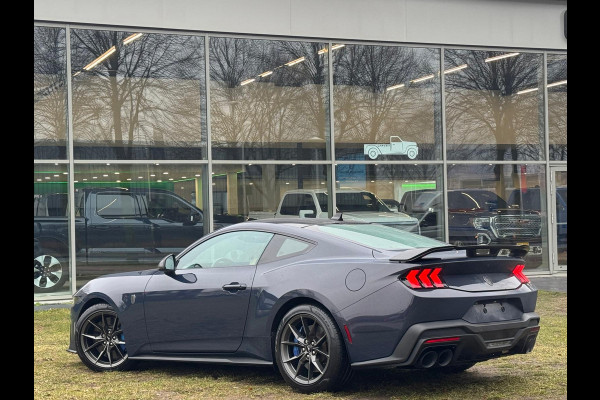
(390, 244, 530, 263)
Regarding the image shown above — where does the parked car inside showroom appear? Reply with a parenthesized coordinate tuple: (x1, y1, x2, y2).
(69, 218, 540, 393)
(408, 189, 542, 256)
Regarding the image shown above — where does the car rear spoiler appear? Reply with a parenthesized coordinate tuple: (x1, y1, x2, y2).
(390, 244, 530, 263)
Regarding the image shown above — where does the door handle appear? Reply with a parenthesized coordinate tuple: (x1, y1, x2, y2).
(222, 282, 247, 292)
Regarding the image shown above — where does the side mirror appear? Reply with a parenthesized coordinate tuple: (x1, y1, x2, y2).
(158, 254, 176, 274)
(299, 209, 315, 218)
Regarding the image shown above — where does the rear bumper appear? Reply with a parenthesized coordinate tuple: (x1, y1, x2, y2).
(351, 312, 540, 369)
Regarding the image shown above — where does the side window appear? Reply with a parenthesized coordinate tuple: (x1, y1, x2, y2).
(177, 231, 274, 269)
(96, 193, 139, 217)
(280, 194, 316, 216)
(147, 193, 202, 223)
(260, 234, 315, 263)
(276, 237, 312, 258)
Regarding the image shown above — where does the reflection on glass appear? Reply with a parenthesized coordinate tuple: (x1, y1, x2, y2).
(210, 37, 329, 160)
(212, 164, 327, 221)
(554, 171, 567, 266)
(333, 45, 441, 160)
(34, 26, 67, 159)
(335, 164, 444, 240)
(547, 54, 567, 160)
(447, 164, 548, 271)
(445, 50, 545, 161)
(72, 164, 210, 289)
(70, 29, 206, 159)
(34, 164, 71, 299)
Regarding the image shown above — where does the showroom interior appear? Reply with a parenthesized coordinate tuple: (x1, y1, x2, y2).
(34, 0, 567, 302)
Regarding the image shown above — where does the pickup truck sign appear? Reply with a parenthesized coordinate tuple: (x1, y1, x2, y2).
(364, 136, 419, 160)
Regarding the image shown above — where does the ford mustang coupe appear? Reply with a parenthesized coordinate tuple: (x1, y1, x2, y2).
(68, 218, 540, 393)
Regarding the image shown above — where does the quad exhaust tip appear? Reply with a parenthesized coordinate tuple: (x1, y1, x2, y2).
(418, 348, 454, 368)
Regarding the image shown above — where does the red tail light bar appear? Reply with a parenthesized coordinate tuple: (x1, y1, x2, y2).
(403, 264, 529, 289)
(402, 267, 445, 289)
(512, 264, 530, 284)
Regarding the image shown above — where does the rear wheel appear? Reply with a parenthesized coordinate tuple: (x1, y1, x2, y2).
(34, 253, 68, 293)
(75, 303, 135, 372)
(274, 304, 351, 393)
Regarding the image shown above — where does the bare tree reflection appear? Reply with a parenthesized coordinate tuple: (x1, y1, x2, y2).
(445, 50, 544, 195)
(547, 54, 567, 161)
(333, 45, 441, 160)
(70, 29, 206, 159)
(34, 26, 67, 158)
(209, 37, 329, 160)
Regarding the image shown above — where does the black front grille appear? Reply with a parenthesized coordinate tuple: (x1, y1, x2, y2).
(491, 215, 541, 238)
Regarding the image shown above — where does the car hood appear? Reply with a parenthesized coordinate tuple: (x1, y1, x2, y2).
(340, 211, 418, 223)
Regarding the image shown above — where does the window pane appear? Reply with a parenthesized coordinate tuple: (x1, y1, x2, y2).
(335, 164, 444, 241)
(178, 231, 274, 269)
(445, 50, 545, 161)
(70, 29, 206, 159)
(34, 163, 72, 300)
(547, 54, 567, 160)
(210, 37, 329, 160)
(73, 164, 208, 289)
(276, 237, 311, 258)
(334, 45, 441, 160)
(34, 26, 67, 159)
(212, 164, 328, 222)
(447, 164, 549, 272)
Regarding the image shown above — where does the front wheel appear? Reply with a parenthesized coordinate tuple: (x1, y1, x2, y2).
(75, 303, 135, 372)
(34, 254, 68, 293)
(367, 148, 379, 160)
(274, 304, 351, 393)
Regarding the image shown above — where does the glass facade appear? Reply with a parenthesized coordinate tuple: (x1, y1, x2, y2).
(34, 23, 566, 301)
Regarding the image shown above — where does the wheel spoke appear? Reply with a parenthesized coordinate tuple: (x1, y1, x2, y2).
(314, 348, 329, 358)
(39, 276, 47, 288)
(106, 345, 113, 367)
(83, 340, 103, 353)
(311, 355, 325, 374)
(288, 323, 304, 342)
(82, 333, 102, 340)
(113, 343, 126, 359)
(293, 355, 305, 378)
(306, 357, 312, 383)
(283, 353, 303, 364)
(94, 346, 106, 364)
(281, 341, 300, 347)
(43, 255, 53, 268)
(101, 313, 107, 332)
(47, 273, 60, 284)
(314, 333, 327, 346)
(300, 316, 310, 338)
(88, 320, 103, 332)
(111, 315, 118, 332)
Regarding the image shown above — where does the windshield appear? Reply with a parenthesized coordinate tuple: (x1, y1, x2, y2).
(310, 223, 446, 251)
(336, 192, 391, 212)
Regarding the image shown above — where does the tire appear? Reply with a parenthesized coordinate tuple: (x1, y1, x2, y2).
(367, 148, 379, 160)
(274, 304, 351, 393)
(75, 303, 135, 372)
(406, 147, 418, 159)
(34, 253, 68, 293)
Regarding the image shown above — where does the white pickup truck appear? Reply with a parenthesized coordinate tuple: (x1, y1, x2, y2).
(274, 188, 421, 233)
(364, 136, 419, 160)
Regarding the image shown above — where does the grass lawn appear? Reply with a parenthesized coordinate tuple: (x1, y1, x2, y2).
(34, 291, 566, 399)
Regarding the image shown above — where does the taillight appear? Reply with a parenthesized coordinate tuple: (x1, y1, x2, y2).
(401, 267, 446, 289)
(512, 264, 530, 284)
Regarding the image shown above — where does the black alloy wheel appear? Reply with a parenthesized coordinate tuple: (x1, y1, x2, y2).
(275, 304, 351, 393)
(34, 254, 67, 293)
(75, 303, 134, 372)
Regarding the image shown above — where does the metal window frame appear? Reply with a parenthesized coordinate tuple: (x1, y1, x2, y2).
(34, 21, 567, 300)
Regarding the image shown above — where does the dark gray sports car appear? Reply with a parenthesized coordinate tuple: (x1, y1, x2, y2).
(68, 218, 540, 393)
